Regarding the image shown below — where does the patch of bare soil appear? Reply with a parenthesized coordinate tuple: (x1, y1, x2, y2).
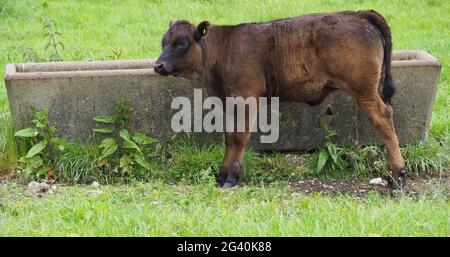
(0, 171, 15, 183)
(289, 173, 450, 197)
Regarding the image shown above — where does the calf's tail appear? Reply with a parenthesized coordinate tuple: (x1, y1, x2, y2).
(358, 10, 395, 104)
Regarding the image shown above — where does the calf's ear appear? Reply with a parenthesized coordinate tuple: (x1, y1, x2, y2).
(169, 20, 175, 27)
(195, 21, 211, 40)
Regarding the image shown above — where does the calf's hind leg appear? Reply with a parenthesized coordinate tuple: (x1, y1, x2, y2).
(354, 94, 406, 187)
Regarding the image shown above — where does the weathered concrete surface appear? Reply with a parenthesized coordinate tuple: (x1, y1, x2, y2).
(4, 50, 442, 150)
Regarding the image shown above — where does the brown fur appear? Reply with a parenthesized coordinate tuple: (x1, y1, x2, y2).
(155, 10, 406, 188)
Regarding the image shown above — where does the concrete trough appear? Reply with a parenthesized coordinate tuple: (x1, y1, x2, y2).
(4, 50, 442, 150)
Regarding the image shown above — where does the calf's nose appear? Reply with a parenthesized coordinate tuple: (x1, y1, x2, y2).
(153, 62, 163, 70)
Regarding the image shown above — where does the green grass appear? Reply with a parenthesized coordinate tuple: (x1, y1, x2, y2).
(0, 182, 448, 236)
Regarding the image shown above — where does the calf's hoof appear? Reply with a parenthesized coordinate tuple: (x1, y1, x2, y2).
(222, 181, 237, 188)
(388, 168, 406, 189)
(218, 161, 241, 189)
(216, 174, 226, 187)
(221, 173, 239, 188)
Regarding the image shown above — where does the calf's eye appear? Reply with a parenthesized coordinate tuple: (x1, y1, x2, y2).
(176, 40, 187, 48)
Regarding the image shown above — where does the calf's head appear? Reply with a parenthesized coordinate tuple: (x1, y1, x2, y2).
(154, 20, 211, 78)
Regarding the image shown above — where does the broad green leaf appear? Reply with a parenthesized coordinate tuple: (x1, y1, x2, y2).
(48, 126, 57, 136)
(36, 121, 46, 128)
(133, 132, 157, 145)
(119, 129, 132, 142)
(14, 128, 38, 138)
(119, 155, 132, 168)
(99, 138, 118, 159)
(26, 140, 48, 158)
(119, 155, 133, 174)
(134, 153, 151, 170)
(32, 107, 48, 120)
(123, 140, 142, 154)
(93, 128, 113, 134)
(50, 137, 73, 152)
(317, 151, 328, 172)
(19, 155, 42, 166)
(93, 115, 115, 124)
(31, 118, 47, 128)
(327, 143, 339, 163)
(28, 155, 43, 166)
(31, 107, 39, 116)
(18, 156, 27, 163)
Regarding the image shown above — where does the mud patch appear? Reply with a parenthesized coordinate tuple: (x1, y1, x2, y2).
(289, 173, 450, 197)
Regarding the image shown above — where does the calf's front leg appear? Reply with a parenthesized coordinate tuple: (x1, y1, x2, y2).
(217, 95, 259, 188)
(217, 131, 251, 188)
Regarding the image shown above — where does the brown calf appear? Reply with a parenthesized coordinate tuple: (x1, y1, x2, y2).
(154, 10, 406, 188)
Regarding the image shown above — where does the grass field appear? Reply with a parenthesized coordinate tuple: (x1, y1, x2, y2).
(0, 0, 449, 236)
(1, 182, 449, 236)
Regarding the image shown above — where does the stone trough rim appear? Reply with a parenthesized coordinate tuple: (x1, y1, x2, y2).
(4, 50, 442, 81)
